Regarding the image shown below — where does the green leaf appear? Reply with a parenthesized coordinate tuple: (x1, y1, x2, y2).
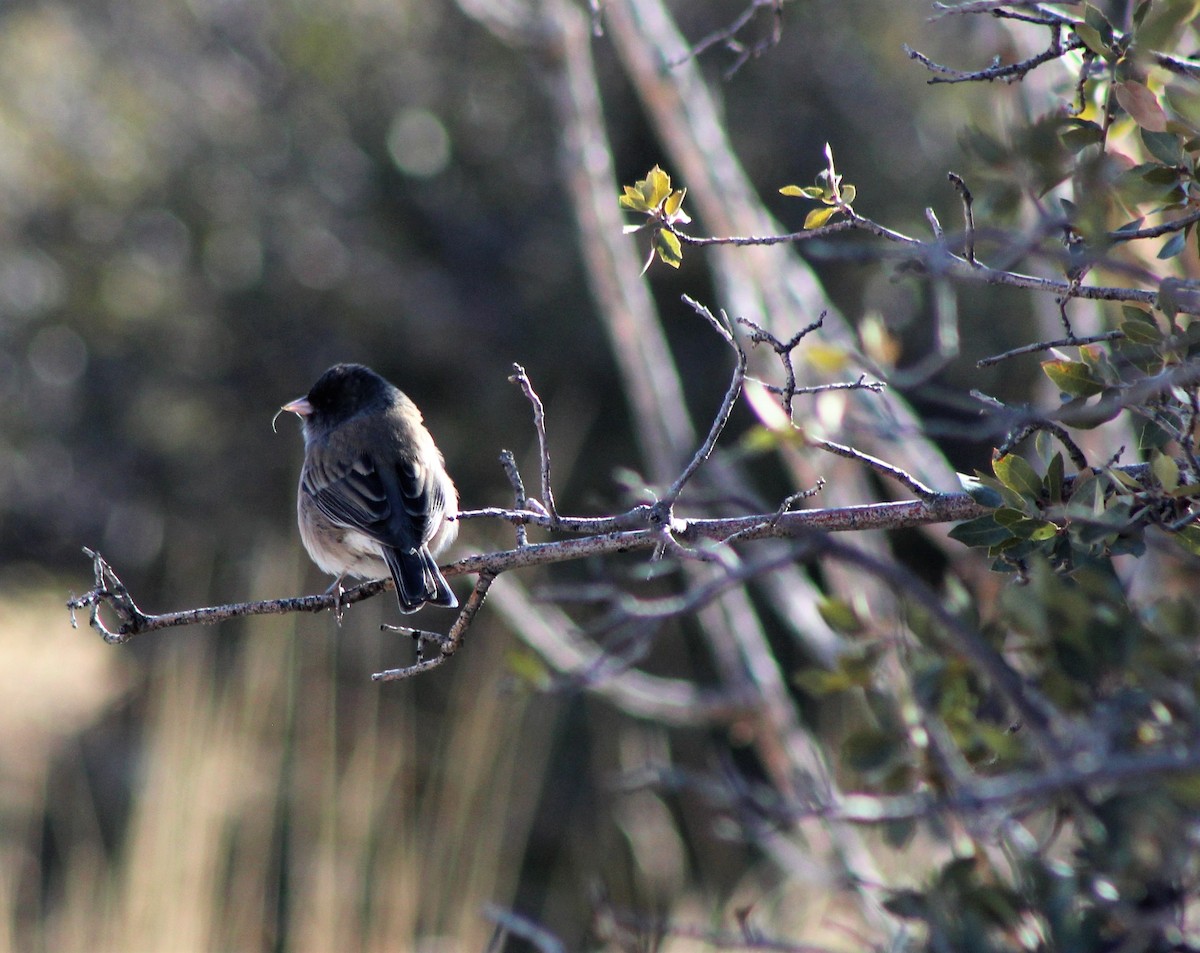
(993, 453, 1044, 500)
(1083, 1, 1113, 33)
(794, 657, 873, 696)
(1042, 359, 1106, 397)
(1133, 0, 1200, 50)
(882, 818, 917, 850)
(960, 475, 1004, 507)
(803, 205, 839, 229)
(1158, 230, 1188, 260)
(1061, 119, 1105, 152)
(949, 515, 1013, 548)
(1141, 129, 1185, 166)
(1046, 452, 1065, 503)
(1120, 309, 1163, 344)
(1135, 412, 1173, 450)
(993, 507, 1032, 528)
(1074, 22, 1110, 58)
(993, 509, 1058, 541)
(839, 183, 857, 205)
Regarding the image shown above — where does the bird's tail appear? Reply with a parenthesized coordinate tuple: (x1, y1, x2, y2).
(383, 546, 458, 613)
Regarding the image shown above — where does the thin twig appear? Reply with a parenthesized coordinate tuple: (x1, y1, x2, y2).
(1109, 207, 1200, 244)
(977, 330, 1125, 366)
(947, 171, 977, 265)
(482, 905, 566, 953)
(498, 449, 530, 547)
(903, 33, 1080, 84)
(666, 0, 784, 76)
(808, 436, 941, 500)
(509, 364, 559, 524)
(662, 298, 746, 507)
(996, 421, 1090, 471)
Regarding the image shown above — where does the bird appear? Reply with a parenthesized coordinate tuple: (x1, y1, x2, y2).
(279, 363, 459, 613)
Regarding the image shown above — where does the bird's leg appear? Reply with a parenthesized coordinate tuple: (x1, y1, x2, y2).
(323, 574, 350, 625)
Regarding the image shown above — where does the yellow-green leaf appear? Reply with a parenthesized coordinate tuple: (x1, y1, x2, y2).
(840, 183, 857, 205)
(654, 228, 682, 268)
(619, 186, 648, 212)
(804, 206, 838, 229)
(1029, 521, 1060, 542)
(1042, 359, 1106, 397)
(817, 597, 867, 636)
(1173, 525, 1200, 557)
(780, 184, 824, 198)
(993, 453, 1043, 500)
(664, 187, 686, 218)
(645, 165, 671, 207)
(1152, 451, 1180, 491)
(504, 648, 550, 687)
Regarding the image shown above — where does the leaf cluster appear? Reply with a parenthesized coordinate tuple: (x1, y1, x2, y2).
(778, 142, 857, 229)
(619, 164, 691, 273)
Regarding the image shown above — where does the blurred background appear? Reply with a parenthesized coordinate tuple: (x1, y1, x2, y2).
(0, 0, 1070, 949)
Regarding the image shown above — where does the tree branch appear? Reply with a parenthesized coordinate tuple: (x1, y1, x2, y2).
(69, 462, 1164, 648)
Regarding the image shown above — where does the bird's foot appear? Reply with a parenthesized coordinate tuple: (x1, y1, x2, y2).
(324, 575, 350, 625)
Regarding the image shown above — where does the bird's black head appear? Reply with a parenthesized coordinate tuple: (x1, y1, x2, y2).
(305, 363, 394, 423)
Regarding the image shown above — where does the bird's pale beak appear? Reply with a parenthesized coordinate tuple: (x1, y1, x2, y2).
(272, 396, 313, 433)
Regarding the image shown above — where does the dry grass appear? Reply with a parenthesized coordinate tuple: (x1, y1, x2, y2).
(2, 546, 563, 953)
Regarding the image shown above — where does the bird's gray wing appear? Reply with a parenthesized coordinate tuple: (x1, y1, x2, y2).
(303, 448, 430, 551)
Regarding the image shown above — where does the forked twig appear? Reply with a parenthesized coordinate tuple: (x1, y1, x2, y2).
(373, 571, 497, 681)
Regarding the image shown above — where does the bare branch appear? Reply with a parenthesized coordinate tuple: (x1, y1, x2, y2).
(665, 218, 1168, 311)
(70, 458, 1168, 659)
(735, 312, 836, 417)
(903, 31, 1080, 85)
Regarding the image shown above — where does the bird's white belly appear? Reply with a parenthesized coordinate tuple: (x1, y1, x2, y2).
(299, 516, 389, 580)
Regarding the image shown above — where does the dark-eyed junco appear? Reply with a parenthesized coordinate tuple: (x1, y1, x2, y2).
(280, 363, 458, 613)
